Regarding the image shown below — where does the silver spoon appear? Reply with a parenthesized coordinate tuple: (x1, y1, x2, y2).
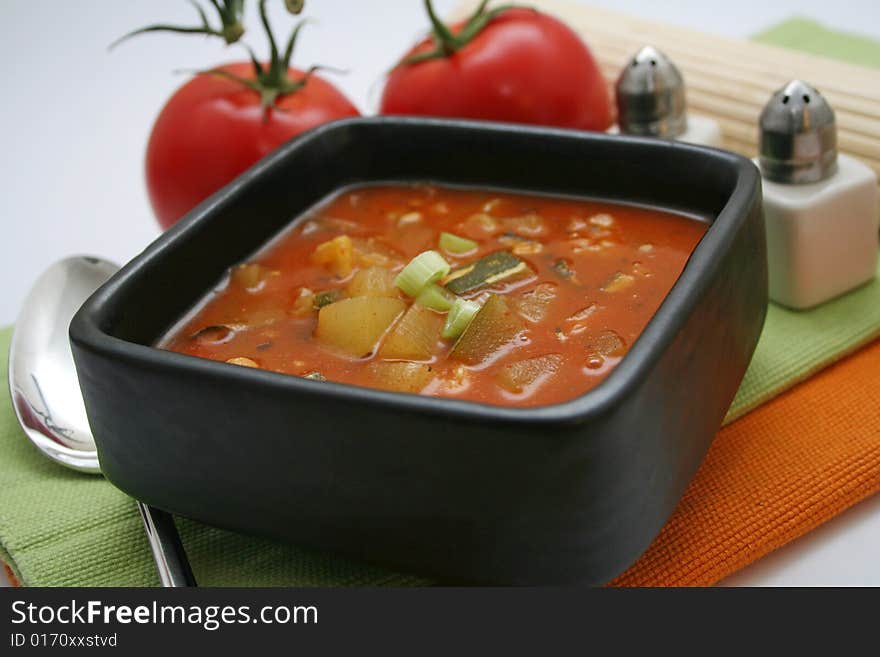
(8, 256, 196, 587)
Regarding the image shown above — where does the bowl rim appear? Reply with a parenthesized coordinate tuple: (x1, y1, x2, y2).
(71, 116, 761, 428)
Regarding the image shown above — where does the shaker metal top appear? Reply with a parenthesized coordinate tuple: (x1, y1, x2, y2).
(615, 46, 687, 138)
(758, 80, 837, 184)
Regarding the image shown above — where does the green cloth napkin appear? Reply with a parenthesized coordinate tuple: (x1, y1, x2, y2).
(754, 17, 880, 68)
(725, 268, 880, 423)
(3, 19, 880, 586)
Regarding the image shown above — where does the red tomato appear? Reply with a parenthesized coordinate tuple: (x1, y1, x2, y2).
(147, 62, 359, 229)
(380, 8, 611, 132)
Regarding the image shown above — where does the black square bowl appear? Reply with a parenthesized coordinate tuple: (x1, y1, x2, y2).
(70, 117, 766, 585)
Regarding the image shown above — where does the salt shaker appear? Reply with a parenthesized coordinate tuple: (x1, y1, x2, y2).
(756, 80, 878, 309)
(614, 46, 722, 148)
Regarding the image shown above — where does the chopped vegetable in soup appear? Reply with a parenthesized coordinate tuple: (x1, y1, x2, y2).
(160, 184, 707, 407)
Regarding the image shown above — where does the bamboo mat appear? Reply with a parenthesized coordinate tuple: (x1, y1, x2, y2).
(452, 0, 880, 196)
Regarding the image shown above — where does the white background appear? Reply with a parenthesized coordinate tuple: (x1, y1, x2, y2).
(1, 0, 879, 586)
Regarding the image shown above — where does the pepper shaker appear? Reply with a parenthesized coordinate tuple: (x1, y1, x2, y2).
(614, 46, 722, 148)
(756, 80, 878, 309)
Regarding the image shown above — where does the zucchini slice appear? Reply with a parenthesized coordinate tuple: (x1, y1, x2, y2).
(443, 251, 534, 295)
(450, 294, 525, 365)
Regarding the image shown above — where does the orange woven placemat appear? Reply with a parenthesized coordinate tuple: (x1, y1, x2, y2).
(612, 338, 880, 586)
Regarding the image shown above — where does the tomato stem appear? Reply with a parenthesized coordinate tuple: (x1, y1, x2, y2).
(118, 1, 337, 119)
(229, 0, 339, 116)
(111, 0, 246, 49)
(190, 2, 342, 119)
(405, 0, 529, 65)
(423, 0, 459, 55)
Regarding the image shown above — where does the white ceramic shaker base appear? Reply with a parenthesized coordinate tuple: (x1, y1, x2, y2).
(756, 153, 879, 310)
(677, 114, 723, 148)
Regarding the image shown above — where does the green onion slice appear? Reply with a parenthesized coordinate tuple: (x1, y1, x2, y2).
(394, 250, 451, 297)
(415, 284, 456, 312)
(442, 298, 482, 340)
(439, 232, 478, 255)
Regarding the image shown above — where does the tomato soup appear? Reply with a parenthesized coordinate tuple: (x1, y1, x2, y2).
(160, 184, 707, 407)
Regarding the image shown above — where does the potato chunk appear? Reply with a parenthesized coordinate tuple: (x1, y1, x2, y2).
(352, 237, 403, 269)
(312, 235, 354, 278)
(316, 297, 405, 357)
(226, 357, 259, 368)
(231, 263, 276, 290)
(502, 213, 546, 237)
(379, 304, 444, 360)
(368, 361, 434, 394)
(583, 330, 627, 369)
(497, 354, 562, 394)
(459, 212, 500, 238)
(347, 266, 399, 298)
(601, 271, 635, 293)
(586, 330, 627, 357)
(450, 294, 525, 365)
(498, 232, 543, 255)
(291, 288, 315, 316)
(515, 283, 557, 323)
(563, 304, 598, 337)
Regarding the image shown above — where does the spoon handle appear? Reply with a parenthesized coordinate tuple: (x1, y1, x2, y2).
(136, 502, 197, 587)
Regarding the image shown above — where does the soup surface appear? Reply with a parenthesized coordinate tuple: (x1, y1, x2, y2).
(161, 184, 707, 407)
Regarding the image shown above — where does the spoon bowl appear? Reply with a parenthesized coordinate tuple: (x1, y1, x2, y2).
(8, 255, 195, 586)
(8, 256, 118, 473)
